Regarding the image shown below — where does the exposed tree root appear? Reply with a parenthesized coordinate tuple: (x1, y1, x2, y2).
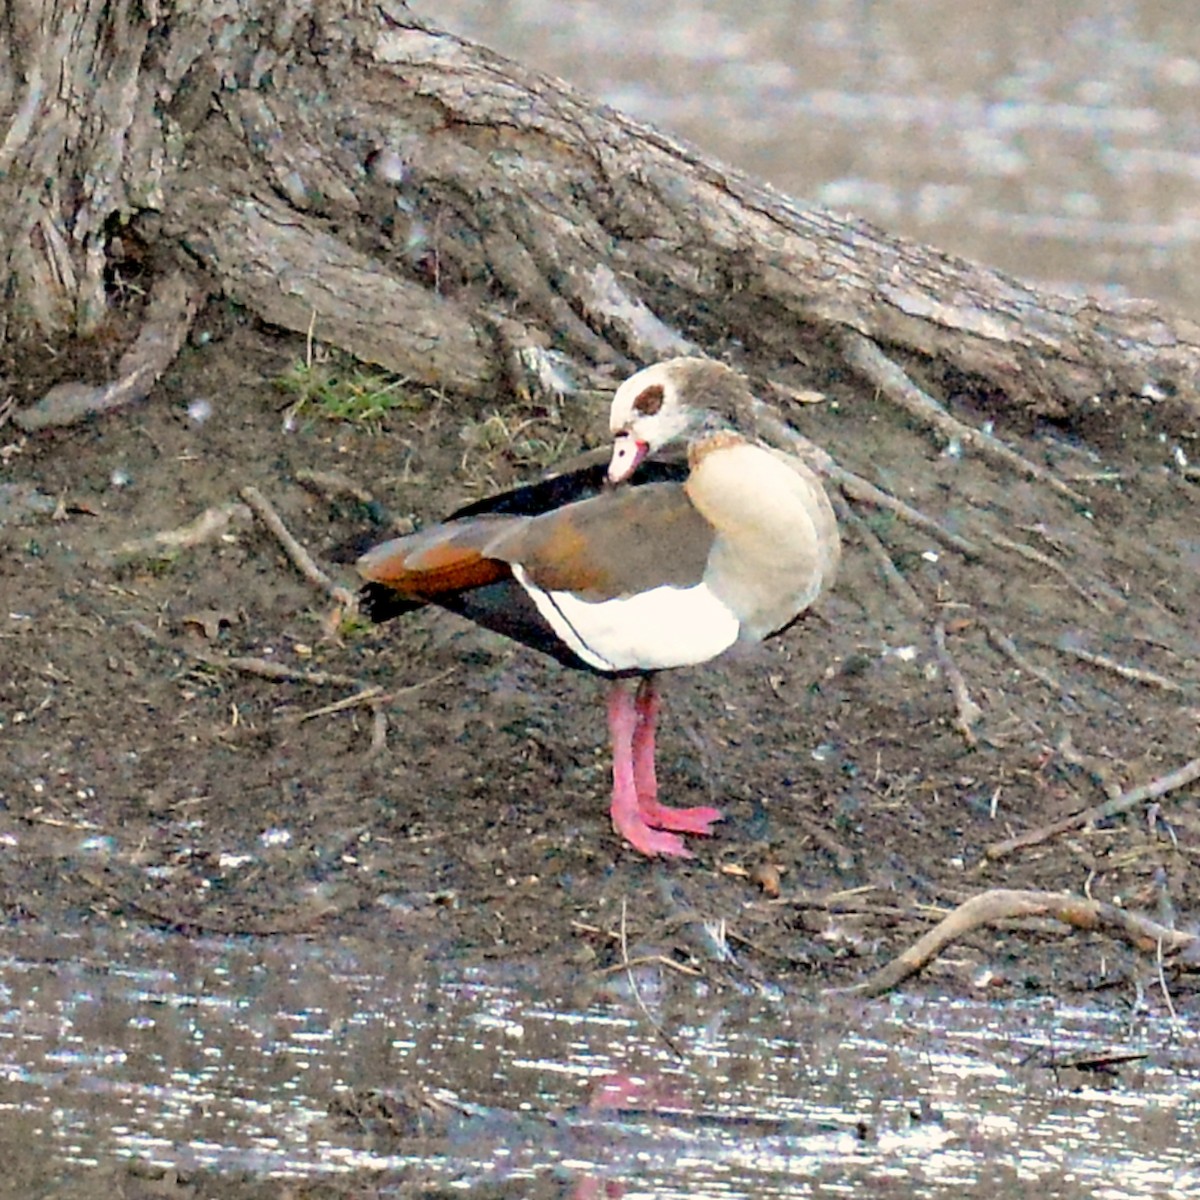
(575, 261, 700, 363)
(838, 499, 926, 617)
(103, 501, 251, 566)
(1055, 730, 1123, 800)
(15, 273, 202, 431)
(838, 330, 1088, 507)
(932, 619, 984, 745)
(983, 623, 1066, 694)
(851, 887, 1195, 998)
(987, 755, 1200, 861)
(1053, 643, 1188, 694)
(986, 531, 1119, 614)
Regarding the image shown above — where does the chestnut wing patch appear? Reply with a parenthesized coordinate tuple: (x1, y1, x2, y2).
(485, 482, 714, 600)
(357, 517, 516, 599)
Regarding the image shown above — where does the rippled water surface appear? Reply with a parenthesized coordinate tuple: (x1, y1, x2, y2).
(2, 925, 1196, 1197)
(427, 0, 1200, 309)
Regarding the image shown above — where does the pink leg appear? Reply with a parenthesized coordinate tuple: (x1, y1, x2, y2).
(608, 681, 691, 857)
(631, 676, 724, 836)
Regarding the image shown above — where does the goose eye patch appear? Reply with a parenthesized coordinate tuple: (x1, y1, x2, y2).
(633, 384, 664, 416)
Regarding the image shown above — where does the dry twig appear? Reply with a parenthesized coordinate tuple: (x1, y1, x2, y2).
(1055, 731, 1122, 800)
(294, 686, 387, 721)
(241, 484, 356, 608)
(802, 822, 859, 873)
(135, 620, 456, 751)
(294, 467, 376, 505)
(932, 619, 983, 745)
(1157, 936, 1180, 1031)
(838, 499, 925, 617)
(619, 898, 682, 1057)
(131, 621, 366, 688)
(1097, 756, 1200, 818)
(596, 954, 703, 978)
(288, 665, 458, 755)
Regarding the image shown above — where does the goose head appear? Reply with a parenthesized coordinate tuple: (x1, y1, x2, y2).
(607, 358, 756, 483)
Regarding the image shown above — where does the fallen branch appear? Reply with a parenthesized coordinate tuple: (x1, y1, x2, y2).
(851, 887, 1196, 997)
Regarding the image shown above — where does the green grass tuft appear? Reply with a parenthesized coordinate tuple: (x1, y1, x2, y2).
(276, 354, 426, 428)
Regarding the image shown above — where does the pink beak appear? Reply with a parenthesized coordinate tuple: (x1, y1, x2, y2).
(608, 432, 648, 483)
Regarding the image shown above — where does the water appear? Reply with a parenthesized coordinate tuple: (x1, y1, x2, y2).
(1, 924, 1196, 1196)
(426, 0, 1200, 310)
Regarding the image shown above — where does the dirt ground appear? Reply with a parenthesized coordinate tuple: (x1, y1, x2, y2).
(2, 309, 1198, 1006)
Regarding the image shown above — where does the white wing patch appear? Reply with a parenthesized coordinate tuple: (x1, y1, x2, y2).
(512, 565, 740, 673)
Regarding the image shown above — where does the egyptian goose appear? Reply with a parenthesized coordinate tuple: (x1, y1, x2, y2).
(357, 358, 841, 857)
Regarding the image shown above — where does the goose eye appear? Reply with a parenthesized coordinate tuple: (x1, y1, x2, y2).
(633, 384, 664, 416)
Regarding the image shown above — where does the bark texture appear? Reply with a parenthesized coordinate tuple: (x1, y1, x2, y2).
(3, 0, 1199, 424)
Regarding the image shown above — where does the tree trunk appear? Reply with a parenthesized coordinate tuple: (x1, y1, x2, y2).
(4, 0, 1199, 426)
